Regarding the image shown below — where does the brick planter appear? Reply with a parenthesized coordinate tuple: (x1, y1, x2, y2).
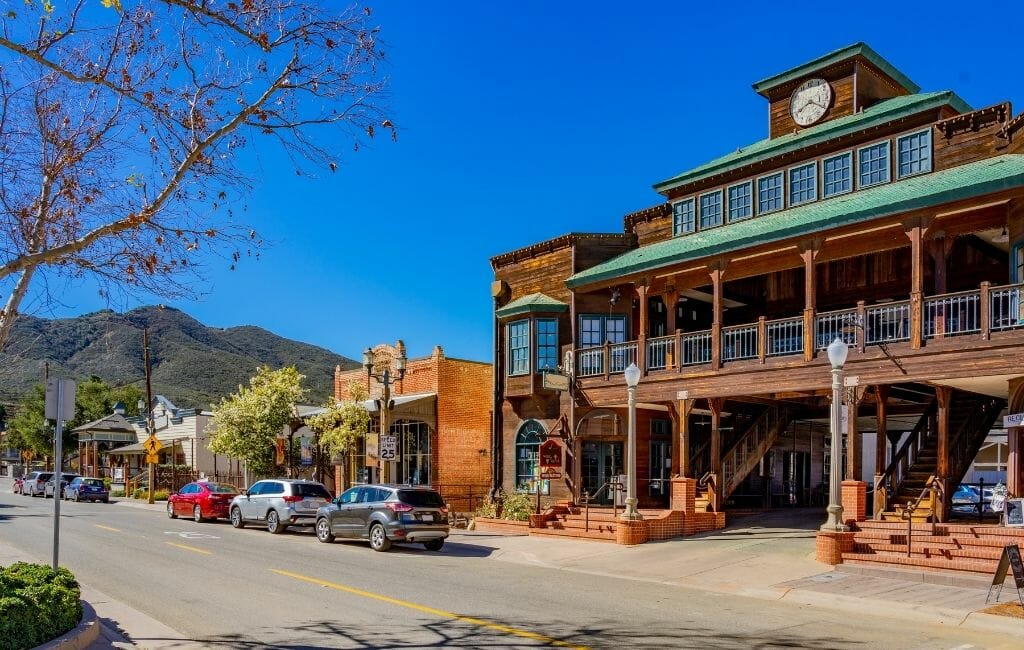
(473, 517, 530, 535)
(615, 519, 648, 545)
(815, 529, 854, 564)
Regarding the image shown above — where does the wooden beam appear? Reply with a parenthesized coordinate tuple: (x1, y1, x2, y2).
(637, 281, 649, 374)
(935, 385, 952, 523)
(846, 386, 867, 481)
(904, 219, 926, 350)
(709, 397, 724, 512)
(675, 398, 694, 477)
(874, 385, 890, 473)
(798, 239, 822, 362)
(709, 262, 727, 371)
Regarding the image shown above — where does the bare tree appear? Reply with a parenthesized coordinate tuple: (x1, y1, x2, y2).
(0, 0, 393, 350)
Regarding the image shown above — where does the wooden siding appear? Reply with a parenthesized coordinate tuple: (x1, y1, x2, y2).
(933, 103, 1012, 171)
(496, 247, 574, 304)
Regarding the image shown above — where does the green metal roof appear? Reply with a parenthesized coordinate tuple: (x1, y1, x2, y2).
(495, 292, 569, 318)
(752, 43, 920, 96)
(569, 155, 1024, 289)
(653, 91, 971, 194)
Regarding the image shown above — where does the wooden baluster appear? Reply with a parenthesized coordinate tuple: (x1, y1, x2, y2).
(980, 281, 991, 340)
(757, 316, 767, 364)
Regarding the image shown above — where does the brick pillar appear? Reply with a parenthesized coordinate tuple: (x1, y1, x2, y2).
(616, 519, 648, 545)
(670, 477, 696, 514)
(815, 530, 855, 565)
(841, 480, 867, 524)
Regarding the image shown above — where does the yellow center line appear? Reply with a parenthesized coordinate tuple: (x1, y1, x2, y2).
(271, 569, 588, 648)
(93, 524, 121, 533)
(165, 542, 212, 555)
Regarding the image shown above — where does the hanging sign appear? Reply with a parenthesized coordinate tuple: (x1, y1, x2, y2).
(539, 439, 562, 468)
(542, 371, 570, 392)
(300, 437, 313, 466)
(1004, 412, 1024, 428)
(365, 432, 379, 468)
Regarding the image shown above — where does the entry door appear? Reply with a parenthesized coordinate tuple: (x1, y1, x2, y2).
(581, 442, 623, 505)
(782, 452, 811, 506)
(649, 441, 671, 503)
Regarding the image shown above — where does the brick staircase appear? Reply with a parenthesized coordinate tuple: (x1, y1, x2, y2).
(842, 520, 1024, 575)
(529, 503, 672, 542)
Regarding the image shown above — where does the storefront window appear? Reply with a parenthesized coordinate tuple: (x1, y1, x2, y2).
(515, 420, 548, 494)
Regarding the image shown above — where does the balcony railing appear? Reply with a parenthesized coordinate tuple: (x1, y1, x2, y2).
(574, 283, 1024, 377)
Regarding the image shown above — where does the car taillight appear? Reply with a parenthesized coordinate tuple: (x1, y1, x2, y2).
(439, 506, 449, 516)
(386, 502, 413, 513)
(282, 495, 303, 503)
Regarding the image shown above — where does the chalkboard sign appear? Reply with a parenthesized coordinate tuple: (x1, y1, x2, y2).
(987, 543, 1024, 605)
(1006, 498, 1024, 527)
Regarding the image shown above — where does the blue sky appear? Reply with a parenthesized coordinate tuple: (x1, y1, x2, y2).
(40, 1, 1023, 363)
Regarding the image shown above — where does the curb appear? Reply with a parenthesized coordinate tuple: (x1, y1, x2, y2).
(36, 599, 99, 650)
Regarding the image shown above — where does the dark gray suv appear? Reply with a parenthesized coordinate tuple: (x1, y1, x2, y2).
(229, 479, 332, 534)
(315, 485, 449, 552)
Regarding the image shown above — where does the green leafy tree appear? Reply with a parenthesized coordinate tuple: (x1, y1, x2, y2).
(306, 382, 370, 490)
(207, 366, 306, 479)
(7, 384, 57, 459)
(71, 376, 141, 428)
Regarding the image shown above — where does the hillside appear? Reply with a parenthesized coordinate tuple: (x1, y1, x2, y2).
(0, 306, 359, 408)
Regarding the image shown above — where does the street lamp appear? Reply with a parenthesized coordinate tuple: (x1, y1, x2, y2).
(363, 341, 408, 484)
(822, 337, 849, 532)
(621, 362, 643, 521)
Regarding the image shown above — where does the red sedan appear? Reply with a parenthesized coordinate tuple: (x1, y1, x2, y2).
(167, 481, 240, 522)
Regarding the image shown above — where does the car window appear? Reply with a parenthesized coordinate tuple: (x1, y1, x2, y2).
(185, 484, 200, 494)
(266, 482, 286, 495)
(339, 487, 361, 504)
(358, 488, 376, 503)
(82, 479, 103, 487)
(294, 483, 331, 499)
(38, 472, 53, 481)
(248, 482, 266, 495)
(398, 490, 445, 507)
(206, 484, 238, 494)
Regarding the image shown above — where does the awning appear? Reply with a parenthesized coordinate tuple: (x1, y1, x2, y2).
(361, 392, 436, 413)
(106, 441, 149, 456)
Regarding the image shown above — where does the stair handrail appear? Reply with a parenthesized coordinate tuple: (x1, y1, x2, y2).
(579, 480, 622, 531)
(722, 407, 790, 497)
(900, 476, 940, 557)
(690, 439, 711, 481)
(877, 399, 937, 509)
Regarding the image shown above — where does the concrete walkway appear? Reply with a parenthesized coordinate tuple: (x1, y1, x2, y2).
(4, 485, 1023, 645)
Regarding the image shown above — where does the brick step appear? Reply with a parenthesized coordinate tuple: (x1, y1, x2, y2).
(853, 542, 1004, 561)
(852, 532, 1024, 549)
(528, 527, 616, 542)
(539, 519, 617, 533)
(853, 522, 1024, 539)
(841, 551, 997, 575)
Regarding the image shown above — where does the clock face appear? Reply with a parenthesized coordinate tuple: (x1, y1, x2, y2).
(790, 78, 832, 127)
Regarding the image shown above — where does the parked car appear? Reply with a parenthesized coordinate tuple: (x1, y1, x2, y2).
(22, 471, 54, 497)
(168, 481, 240, 522)
(63, 477, 109, 503)
(229, 479, 332, 533)
(314, 484, 449, 552)
(952, 484, 980, 505)
(44, 473, 79, 499)
(12, 477, 24, 494)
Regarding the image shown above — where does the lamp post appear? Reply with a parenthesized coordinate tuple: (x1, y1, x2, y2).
(822, 337, 849, 532)
(621, 362, 643, 521)
(363, 341, 408, 484)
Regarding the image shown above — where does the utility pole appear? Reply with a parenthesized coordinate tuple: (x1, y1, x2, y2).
(45, 377, 75, 570)
(144, 328, 156, 504)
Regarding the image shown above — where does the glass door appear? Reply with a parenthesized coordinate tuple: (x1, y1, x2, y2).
(581, 441, 623, 505)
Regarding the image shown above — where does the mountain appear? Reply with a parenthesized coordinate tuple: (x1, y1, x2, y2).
(0, 306, 359, 408)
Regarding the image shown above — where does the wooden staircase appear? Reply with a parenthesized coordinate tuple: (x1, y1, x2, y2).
(843, 520, 1024, 576)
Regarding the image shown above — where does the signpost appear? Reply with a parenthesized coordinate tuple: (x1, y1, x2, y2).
(987, 543, 1024, 606)
(44, 378, 76, 571)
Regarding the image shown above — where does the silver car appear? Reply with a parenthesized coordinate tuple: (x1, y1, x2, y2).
(315, 485, 449, 552)
(22, 471, 54, 497)
(229, 479, 332, 534)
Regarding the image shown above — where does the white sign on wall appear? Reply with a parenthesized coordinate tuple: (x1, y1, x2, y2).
(1005, 413, 1024, 428)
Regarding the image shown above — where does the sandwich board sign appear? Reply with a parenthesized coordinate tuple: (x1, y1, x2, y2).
(986, 543, 1024, 606)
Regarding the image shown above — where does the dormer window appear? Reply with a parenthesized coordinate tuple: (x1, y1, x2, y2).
(699, 190, 723, 229)
(788, 162, 818, 205)
(897, 129, 932, 178)
(672, 198, 695, 236)
(858, 142, 890, 188)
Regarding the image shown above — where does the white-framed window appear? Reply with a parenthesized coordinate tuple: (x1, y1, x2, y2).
(788, 161, 817, 206)
(823, 151, 852, 198)
(727, 181, 753, 222)
(757, 172, 784, 214)
(699, 190, 723, 229)
(536, 318, 558, 371)
(672, 198, 695, 236)
(507, 319, 530, 376)
(858, 141, 890, 188)
(897, 129, 932, 178)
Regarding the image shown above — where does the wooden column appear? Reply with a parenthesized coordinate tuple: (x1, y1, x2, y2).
(665, 287, 679, 369)
(873, 385, 889, 519)
(929, 233, 948, 338)
(845, 387, 866, 481)
(935, 386, 952, 523)
(709, 263, 726, 371)
(637, 282, 648, 374)
(709, 397, 724, 512)
(798, 240, 821, 361)
(904, 219, 928, 350)
(675, 398, 694, 477)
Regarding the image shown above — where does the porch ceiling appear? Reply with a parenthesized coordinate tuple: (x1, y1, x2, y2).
(931, 374, 1017, 399)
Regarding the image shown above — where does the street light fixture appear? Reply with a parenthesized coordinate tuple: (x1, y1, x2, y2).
(363, 341, 408, 484)
(621, 362, 643, 521)
(822, 337, 849, 532)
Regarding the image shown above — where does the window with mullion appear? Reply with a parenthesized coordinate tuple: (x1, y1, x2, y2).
(858, 142, 890, 188)
(897, 129, 932, 178)
(727, 182, 752, 222)
(788, 162, 817, 206)
(507, 319, 530, 376)
(672, 198, 695, 236)
(515, 420, 549, 494)
(536, 318, 558, 371)
(1014, 244, 1024, 284)
(757, 172, 783, 214)
(699, 190, 723, 229)
(823, 152, 852, 198)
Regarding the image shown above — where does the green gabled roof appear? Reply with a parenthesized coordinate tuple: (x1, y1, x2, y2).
(752, 43, 920, 96)
(495, 292, 569, 318)
(569, 155, 1024, 290)
(653, 91, 971, 194)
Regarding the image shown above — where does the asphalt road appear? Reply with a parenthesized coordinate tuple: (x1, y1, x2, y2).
(0, 483, 1017, 649)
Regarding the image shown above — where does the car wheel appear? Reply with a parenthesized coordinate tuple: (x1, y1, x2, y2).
(193, 505, 204, 523)
(369, 523, 391, 552)
(423, 538, 444, 552)
(167, 501, 177, 519)
(266, 510, 285, 534)
(230, 507, 244, 529)
(316, 518, 335, 543)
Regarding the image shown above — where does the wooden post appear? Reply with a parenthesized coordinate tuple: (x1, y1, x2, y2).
(665, 287, 679, 369)
(603, 340, 611, 381)
(677, 398, 694, 478)
(799, 240, 821, 361)
(873, 385, 889, 519)
(856, 301, 867, 352)
(980, 281, 992, 340)
(935, 386, 952, 523)
(709, 397, 724, 512)
(757, 316, 767, 364)
(674, 329, 683, 371)
(905, 220, 925, 350)
(930, 234, 947, 338)
(709, 263, 726, 371)
(846, 387, 866, 482)
(637, 283, 648, 374)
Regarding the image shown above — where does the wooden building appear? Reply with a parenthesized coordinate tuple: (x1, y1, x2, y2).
(490, 43, 1024, 546)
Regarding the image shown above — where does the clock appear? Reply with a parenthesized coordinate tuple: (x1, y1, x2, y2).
(789, 78, 832, 127)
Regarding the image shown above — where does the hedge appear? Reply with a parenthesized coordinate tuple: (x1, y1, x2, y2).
(0, 562, 82, 650)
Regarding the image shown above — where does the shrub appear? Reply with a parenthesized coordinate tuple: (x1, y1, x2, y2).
(499, 492, 534, 521)
(0, 562, 81, 650)
(131, 488, 169, 501)
(476, 497, 499, 519)
(109, 489, 125, 498)
(102, 477, 111, 489)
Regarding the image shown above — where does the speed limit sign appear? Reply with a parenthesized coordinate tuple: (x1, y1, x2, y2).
(380, 435, 398, 461)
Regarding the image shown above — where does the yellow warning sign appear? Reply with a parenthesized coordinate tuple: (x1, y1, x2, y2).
(143, 435, 162, 455)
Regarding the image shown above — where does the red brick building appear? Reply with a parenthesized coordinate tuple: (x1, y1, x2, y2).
(334, 345, 492, 511)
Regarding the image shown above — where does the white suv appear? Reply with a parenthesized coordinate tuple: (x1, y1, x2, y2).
(22, 471, 54, 497)
(229, 479, 332, 534)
